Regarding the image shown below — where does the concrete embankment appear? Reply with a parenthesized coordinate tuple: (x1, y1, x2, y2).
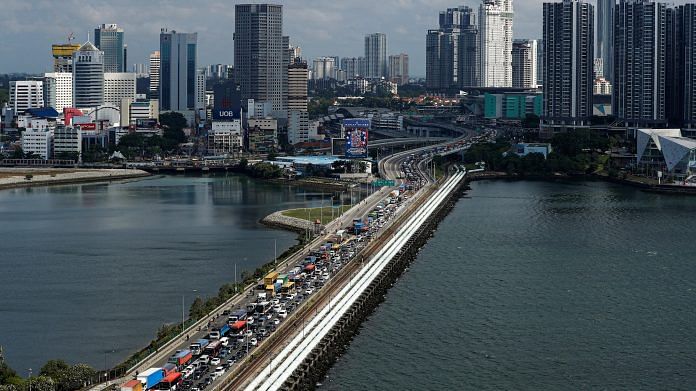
(282, 179, 468, 390)
(0, 168, 151, 191)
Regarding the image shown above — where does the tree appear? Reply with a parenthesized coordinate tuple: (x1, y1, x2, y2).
(159, 112, 187, 133)
(0, 362, 19, 385)
(25, 376, 55, 391)
(10, 148, 23, 159)
(60, 364, 96, 391)
(267, 152, 278, 161)
(40, 360, 70, 380)
(238, 158, 248, 171)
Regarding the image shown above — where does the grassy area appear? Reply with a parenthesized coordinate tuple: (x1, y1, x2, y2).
(282, 205, 354, 225)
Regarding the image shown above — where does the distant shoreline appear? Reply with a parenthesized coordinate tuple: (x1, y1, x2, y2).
(0, 168, 151, 191)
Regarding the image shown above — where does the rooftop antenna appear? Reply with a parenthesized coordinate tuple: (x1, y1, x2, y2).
(87, 31, 90, 43)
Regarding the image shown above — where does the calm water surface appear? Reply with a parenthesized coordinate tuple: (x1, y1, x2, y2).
(323, 180, 696, 390)
(0, 174, 332, 371)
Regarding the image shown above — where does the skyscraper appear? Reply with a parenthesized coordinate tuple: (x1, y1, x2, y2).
(388, 54, 409, 86)
(426, 6, 478, 90)
(341, 57, 360, 78)
(94, 24, 125, 72)
(596, 0, 615, 84)
(512, 39, 537, 89)
(479, 0, 512, 87)
(72, 42, 105, 108)
(234, 4, 286, 113)
(287, 62, 308, 112)
(542, 0, 594, 135)
(149, 51, 160, 100)
(666, 4, 696, 129)
(614, 0, 667, 128)
(159, 29, 198, 116)
(365, 33, 387, 79)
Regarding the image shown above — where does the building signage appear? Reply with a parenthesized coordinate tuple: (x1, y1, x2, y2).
(213, 109, 241, 120)
(343, 118, 370, 159)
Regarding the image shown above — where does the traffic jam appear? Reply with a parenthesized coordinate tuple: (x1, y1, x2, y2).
(117, 134, 491, 391)
(119, 166, 428, 391)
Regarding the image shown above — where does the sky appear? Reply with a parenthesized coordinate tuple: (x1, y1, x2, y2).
(0, 0, 689, 76)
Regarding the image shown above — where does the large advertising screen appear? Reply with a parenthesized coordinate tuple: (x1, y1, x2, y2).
(343, 119, 370, 159)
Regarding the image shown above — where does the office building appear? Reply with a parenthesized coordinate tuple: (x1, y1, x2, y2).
(22, 129, 52, 159)
(53, 126, 82, 159)
(596, 0, 614, 84)
(234, 4, 286, 113)
(159, 29, 198, 120)
(341, 57, 362, 78)
(288, 110, 309, 145)
(288, 62, 308, 112)
(247, 117, 278, 152)
(512, 39, 537, 89)
(541, 0, 594, 135)
(9, 80, 44, 113)
(120, 98, 159, 126)
(536, 39, 544, 86)
(149, 51, 160, 100)
(365, 33, 387, 79)
(614, 0, 666, 128)
(312, 57, 336, 80)
(388, 54, 409, 86)
(426, 6, 479, 90)
(94, 24, 125, 72)
(44, 72, 73, 111)
(72, 42, 105, 108)
(683, 5, 696, 128)
(479, 0, 512, 87)
(52, 43, 81, 73)
(103, 73, 136, 107)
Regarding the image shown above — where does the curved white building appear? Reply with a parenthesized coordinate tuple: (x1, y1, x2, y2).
(72, 42, 105, 108)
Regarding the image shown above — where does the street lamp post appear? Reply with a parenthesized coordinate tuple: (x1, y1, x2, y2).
(28, 369, 32, 391)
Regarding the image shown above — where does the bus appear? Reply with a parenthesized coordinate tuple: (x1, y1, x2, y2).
(156, 372, 182, 391)
(202, 340, 222, 358)
(255, 301, 272, 315)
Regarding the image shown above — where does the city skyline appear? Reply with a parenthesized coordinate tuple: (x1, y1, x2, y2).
(7, 0, 692, 76)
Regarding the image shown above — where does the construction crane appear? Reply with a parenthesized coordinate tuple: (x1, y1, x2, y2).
(67, 32, 75, 44)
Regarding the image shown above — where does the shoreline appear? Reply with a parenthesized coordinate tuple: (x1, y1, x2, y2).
(0, 168, 151, 191)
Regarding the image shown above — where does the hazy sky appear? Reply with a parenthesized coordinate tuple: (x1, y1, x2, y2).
(0, 0, 689, 76)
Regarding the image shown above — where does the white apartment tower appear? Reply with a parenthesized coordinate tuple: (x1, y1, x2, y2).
(479, 0, 513, 87)
(149, 51, 160, 100)
(44, 72, 73, 111)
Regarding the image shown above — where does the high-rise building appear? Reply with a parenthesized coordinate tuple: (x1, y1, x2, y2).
(52, 44, 81, 73)
(149, 51, 160, 100)
(94, 24, 125, 72)
(159, 29, 198, 116)
(596, 0, 615, 84)
(9, 80, 44, 113)
(479, 0, 512, 87)
(234, 4, 286, 113)
(426, 6, 478, 90)
(541, 0, 594, 135)
(287, 62, 308, 112)
(312, 57, 336, 80)
(388, 53, 409, 86)
(512, 39, 537, 89)
(614, 0, 666, 128)
(196, 69, 206, 112)
(341, 57, 360, 78)
(536, 39, 544, 86)
(666, 4, 696, 129)
(103, 73, 136, 107)
(365, 33, 387, 79)
(72, 42, 105, 108)
(358, 57, 367, 78)
(44, 72, 73, 111)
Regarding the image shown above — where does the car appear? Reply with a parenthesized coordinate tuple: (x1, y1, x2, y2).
(278, 309, 288, 319)
(210, 357, 221, 366)
(193, 370, 204, 380)
(246, 316, 254, 324)
(214, 366, 225, 377)
(219, 337, 230, 347)
(305, 288, 314, 295)
(245, 329, 253, 337)
(250, 337, 258, 346)
(273, 318, 281, 325)
(322, 272, 330, 280)
(191, 388, 201, 391)
(199, 355, 211, 364)
(182, 365, 195, 378)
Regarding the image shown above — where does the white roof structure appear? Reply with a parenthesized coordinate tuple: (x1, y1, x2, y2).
(636, 128, 682, 163)
(658, 136, 696, 172)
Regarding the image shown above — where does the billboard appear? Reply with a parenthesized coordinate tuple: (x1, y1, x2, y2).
(343, 118, 370, 159)
(212, 108, 242, 121)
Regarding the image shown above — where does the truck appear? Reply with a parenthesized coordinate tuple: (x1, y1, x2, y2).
(274, 281, 282, 293)
(167, 350, 192, 367)
(137, 368, 164, 390)
(228, 309, 247, 323)
(121, 380, 143, 391)
(277, 274, 289, 285)
(304, 263, 316, 273)
(303, 256, 317, 265)
(230, 320, 247, 334)
(263, 272, 279, 286)
(208, 323, 229, 340)
(189, 339, 209, 356)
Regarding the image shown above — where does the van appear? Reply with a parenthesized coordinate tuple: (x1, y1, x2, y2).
(209, 330, 221, 340)
(257, 292, 267, 300)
